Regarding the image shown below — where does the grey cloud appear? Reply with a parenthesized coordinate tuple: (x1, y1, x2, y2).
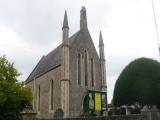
(107, 55, 132, 77)
(2, 0, 156, 103)
(0, 0, 110, 47)
(0, 0, 134, 84)
(0, 0, 62, 46)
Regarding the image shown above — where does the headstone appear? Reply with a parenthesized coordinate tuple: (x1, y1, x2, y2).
(20, 106, 37, 120)
(54, 108, 64, 118)
(141, 105, 160, 120)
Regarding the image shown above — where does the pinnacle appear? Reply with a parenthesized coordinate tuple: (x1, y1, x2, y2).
(62, 10, 69, 29)
(99, 31, 104, 46)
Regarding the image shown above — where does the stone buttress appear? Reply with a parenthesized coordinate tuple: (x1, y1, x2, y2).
(61, 11, 70, 118)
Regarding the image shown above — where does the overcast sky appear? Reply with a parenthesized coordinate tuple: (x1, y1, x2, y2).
(0, 0, 160, 103)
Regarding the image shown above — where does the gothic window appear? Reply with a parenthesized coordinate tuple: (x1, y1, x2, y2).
(84, 50, 88, 86)
(37, 85, 40, 111)
(77, 53, 81, 85)
(91, 58, 94, 87)
(50, 80, 54, 110)
(33, 79, 36, 110)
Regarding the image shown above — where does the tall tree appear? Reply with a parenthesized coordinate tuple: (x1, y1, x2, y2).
(0, 55, 32, 120)
(113, 58, 160, 107)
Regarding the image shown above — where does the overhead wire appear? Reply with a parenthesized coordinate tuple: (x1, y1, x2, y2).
(151, 0, 160, 58)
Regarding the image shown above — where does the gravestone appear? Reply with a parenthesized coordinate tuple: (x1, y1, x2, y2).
(20, 106, 37, 120)
(54, 108, 64, 118)
(141, 105, 160, 120)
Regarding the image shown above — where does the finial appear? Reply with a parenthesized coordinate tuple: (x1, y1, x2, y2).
(80, 6, 87, 29)
(62, 10, 69, 29)
(80, 6, 86, 18)
(81, 6, 86, 11)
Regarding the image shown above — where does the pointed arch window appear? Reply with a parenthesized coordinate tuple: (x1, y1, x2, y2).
(91, 58, 94, 87)
(50, 80, 54, 110)
(77, 53, 81, 85)
(37, 85, 40, 111)
(84, 50, 88, 86)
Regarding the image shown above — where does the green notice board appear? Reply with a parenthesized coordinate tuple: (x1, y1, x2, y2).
(83, 90, 107, 113)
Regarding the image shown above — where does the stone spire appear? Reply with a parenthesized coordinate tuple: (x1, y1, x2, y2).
(62, 10, 69, 42)
(99, 31, 107, 90)
(80, 6, 87, 29)
(61, 10, 70, 118)
(63, 11, 69, 29)
(99, 31, 105, 59)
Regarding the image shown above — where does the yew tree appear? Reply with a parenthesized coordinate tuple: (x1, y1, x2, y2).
(113, 58, 160, 107)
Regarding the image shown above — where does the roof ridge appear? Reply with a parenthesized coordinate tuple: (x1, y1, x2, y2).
(45, 30, 80, 57)
(45, 44, 61, 58)
(25, 56, 45, 83)
(25, 30, 81, 83)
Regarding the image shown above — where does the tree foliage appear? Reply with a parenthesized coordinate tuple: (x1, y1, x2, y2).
(113, 58, 160, 107)
(0, 55, 32, 120)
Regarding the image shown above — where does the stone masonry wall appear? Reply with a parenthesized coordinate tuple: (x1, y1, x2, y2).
(69, 29, 102, 116)
(36, 115, 146, 120)
(27, 66, 62, 119)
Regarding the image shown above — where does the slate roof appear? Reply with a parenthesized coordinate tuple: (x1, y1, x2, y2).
(25, 31, 80, 83)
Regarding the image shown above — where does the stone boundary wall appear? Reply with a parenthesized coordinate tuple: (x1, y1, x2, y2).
(36, 115, 146, 120)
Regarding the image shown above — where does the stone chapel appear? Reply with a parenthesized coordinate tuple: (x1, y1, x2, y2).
(25, 7, 107, 119)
